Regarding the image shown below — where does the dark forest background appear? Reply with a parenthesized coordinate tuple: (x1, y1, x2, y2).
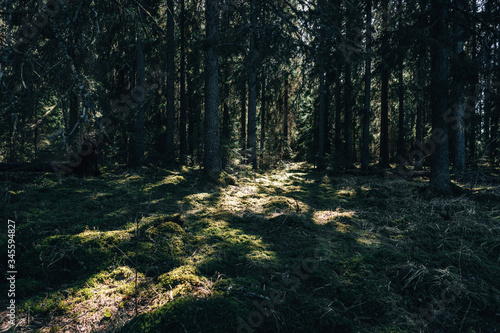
(0, 0, 499, 192)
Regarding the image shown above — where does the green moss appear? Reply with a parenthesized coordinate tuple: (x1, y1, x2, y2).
(3, 163, 499, 332)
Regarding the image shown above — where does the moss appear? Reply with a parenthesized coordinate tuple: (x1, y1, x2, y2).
(2, 163, 499, 332)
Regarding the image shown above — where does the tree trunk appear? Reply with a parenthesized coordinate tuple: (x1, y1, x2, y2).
(335, 71, 342, 151)
(240, 82, 247, 154)
(222, 62, 231, 168)
(187, 50, 201, 165)
(397, 57, 405, 163)
(380, 1, 390, 168)
(467, 0, 478, 166)
(283, 78, 289, 159)
(362, 0, 372, 170)
(134, 1, 146, 163)
(247, 0, 258, 169)
(260, 75, 266, 165)
(318, 67, 326, 168)
(324, 72, 333, 155)
(415, 53, 425, 169)
(344, 64, 353, 167)
(179, 0, 187, 165)
(429, 0, 451, 194)
(204, 0, 221, 176)
(166, 0, 175, 163)
(451, 0, 466, 173)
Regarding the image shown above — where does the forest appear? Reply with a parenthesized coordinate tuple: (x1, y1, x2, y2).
(0, 0, 499, 332)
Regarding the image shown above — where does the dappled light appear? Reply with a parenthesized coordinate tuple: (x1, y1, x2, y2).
(1, 162, 499, 332)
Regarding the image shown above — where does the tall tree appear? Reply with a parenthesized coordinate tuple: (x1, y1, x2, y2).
(380, 0, 390, 168)
(283, 77, 289, 159)
(134, 0, 146, 163)
(179, 0, 187, 165)
(344, 61, 353, 167)
(318, 69, 326, 168)
(240, 82, 247, 153)
(260, 75, 266, 165)
(317, 0, 327, 169)
(415, 52, 425, 170)
(334, 72, 342, 151)
(166, 0, 175, 163)
(451, 0, 466, 173)
(247, 0, 258, 169)
(361, 0, 372, 170)
(204, 0, 222, 176)
(429, 0, 451, 194)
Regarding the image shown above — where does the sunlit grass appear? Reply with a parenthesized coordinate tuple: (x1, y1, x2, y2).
(1, 163, 499, 332)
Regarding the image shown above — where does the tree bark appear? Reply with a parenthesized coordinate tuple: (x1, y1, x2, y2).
(240, 82, 247, 153)
(204, 0, 222, 176)
(222, 62, 231, 168)
(179, 0, 187, 165)
(380, 0, 390, 168)
(134, 0, 146, 163)
(344, 63, 353, 167)
(260, 74, 266, 165)
(429, 0, 451, 194)
(415, 53, 425, 169)
(452, 0, 466, 173)
(467, 0, 478, 166)
(247, 0, 258, 169)
(397, 57, 405, 163)
(362, 0, 372, 170)
(318, 68, 326, 169)
(283, 78, 289, 159)
(166, 0, 175, 163)
(335, 71, 342, 151)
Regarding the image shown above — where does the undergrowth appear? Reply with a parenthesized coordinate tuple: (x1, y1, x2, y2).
(0, 162, 499, 332)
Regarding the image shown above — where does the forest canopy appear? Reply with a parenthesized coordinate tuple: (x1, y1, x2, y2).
(1, 0, 499, 192)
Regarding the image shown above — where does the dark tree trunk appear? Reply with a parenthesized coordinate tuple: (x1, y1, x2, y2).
(344, 64, 353, 167)
(240, 82, 247, 153)
(324, 72, 333, 155)
(247, 0, 258, 169)
(134, 0, 146, 163)
(362, 0, 372, 170)
(283, 78, 289, 159)
(166, 0, 175, 163)
(179, 0, 187, 165)
(335, 71, 342, 151)
(188, 54, 202, 166)
(260, 75, 266, 164)
(380, 1, 390, 168)
(318, 68, 326, 168)
(222, 63, 231, 168)
(397, 58, 405, 163)
(415, 53, 425, 169)
(204, 0, 221, 176)
(429, 0, 451, 194)
(467, 0, 478, 166)
(452, 0, 466, 173)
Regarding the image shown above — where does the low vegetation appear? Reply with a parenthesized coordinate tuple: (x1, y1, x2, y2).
(1, 162, 499, 332)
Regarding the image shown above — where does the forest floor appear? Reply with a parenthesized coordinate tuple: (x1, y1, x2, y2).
(1, 162, 499, 333)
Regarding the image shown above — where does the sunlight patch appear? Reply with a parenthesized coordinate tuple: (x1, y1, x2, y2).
(313, 209, 355, 225)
